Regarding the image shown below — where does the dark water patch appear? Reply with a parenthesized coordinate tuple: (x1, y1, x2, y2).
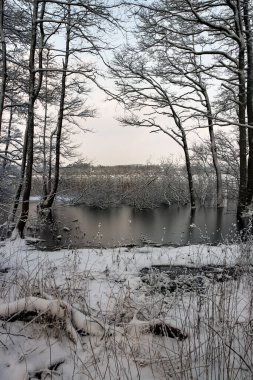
(0, 202, 244, 249)
(30, 203, 241, 249)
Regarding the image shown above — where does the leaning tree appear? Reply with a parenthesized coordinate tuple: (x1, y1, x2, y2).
(111, 49, 197, 208)
(117, 0, 253, 214)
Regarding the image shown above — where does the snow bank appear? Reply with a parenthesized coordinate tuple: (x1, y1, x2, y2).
(0, 238, 252, 379)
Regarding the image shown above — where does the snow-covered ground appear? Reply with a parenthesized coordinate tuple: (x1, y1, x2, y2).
(0, 238, 252, 379)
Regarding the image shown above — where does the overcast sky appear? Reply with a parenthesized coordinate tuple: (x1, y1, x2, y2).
(72, 86, 183, 166)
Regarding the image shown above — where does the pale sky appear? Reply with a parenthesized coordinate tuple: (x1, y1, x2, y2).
(74, 93, 182, 166)
(67, 15, 184, 166)
(52, 9, 185, 166)
(76, 98, 181, 165)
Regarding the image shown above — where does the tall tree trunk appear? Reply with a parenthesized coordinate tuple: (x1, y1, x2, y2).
(169, 103, 196, 209)
(0, 0, 7, 135)
(41, 4, 70, 209)
(14, 1, 45, 235)
(232, 1, 248, 215)
(203, 87, 223, 208)
(181, 129, 196, 209)
(244, 0, 253, 205)
(47, 128, 56, 194)
(208, 121, 223, 208)
(2, 106, 13, 173)
(42, 52, 50, 200)
(11, 127, 28, 223)
(42, 102, 48, 200)
(16, 0, 39, 237)
(237, 47, 248, 215)
(190, 48, 223, 207)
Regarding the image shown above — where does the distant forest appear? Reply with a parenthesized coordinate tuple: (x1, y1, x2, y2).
(29, 159, 238, 209)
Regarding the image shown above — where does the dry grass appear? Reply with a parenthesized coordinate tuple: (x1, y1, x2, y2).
(0, 238, 253, 379)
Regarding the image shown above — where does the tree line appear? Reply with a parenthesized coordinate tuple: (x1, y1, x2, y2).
(0, 0, 253, 237)
(49, 159, 238, 209)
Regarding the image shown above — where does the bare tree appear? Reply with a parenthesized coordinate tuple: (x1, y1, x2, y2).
(7, 0, 120, 236)
(243, 0, 253, 204)
(143, 42, 224, 207)
(125, 0, 253, 214)
(111, 51, 196, 208)
(16, 0, 41, 237)
(39, 3, 72, 210)
(0, 0, 7, 135)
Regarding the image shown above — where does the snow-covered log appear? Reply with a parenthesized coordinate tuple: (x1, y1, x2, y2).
(0, 297, 106, 343)
(0, 297, 68, 319)
(0, 297, 187, 350)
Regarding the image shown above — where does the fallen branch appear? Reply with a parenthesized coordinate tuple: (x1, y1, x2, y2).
(0, 297, 106, 343)
(0, 297, 187, 348)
